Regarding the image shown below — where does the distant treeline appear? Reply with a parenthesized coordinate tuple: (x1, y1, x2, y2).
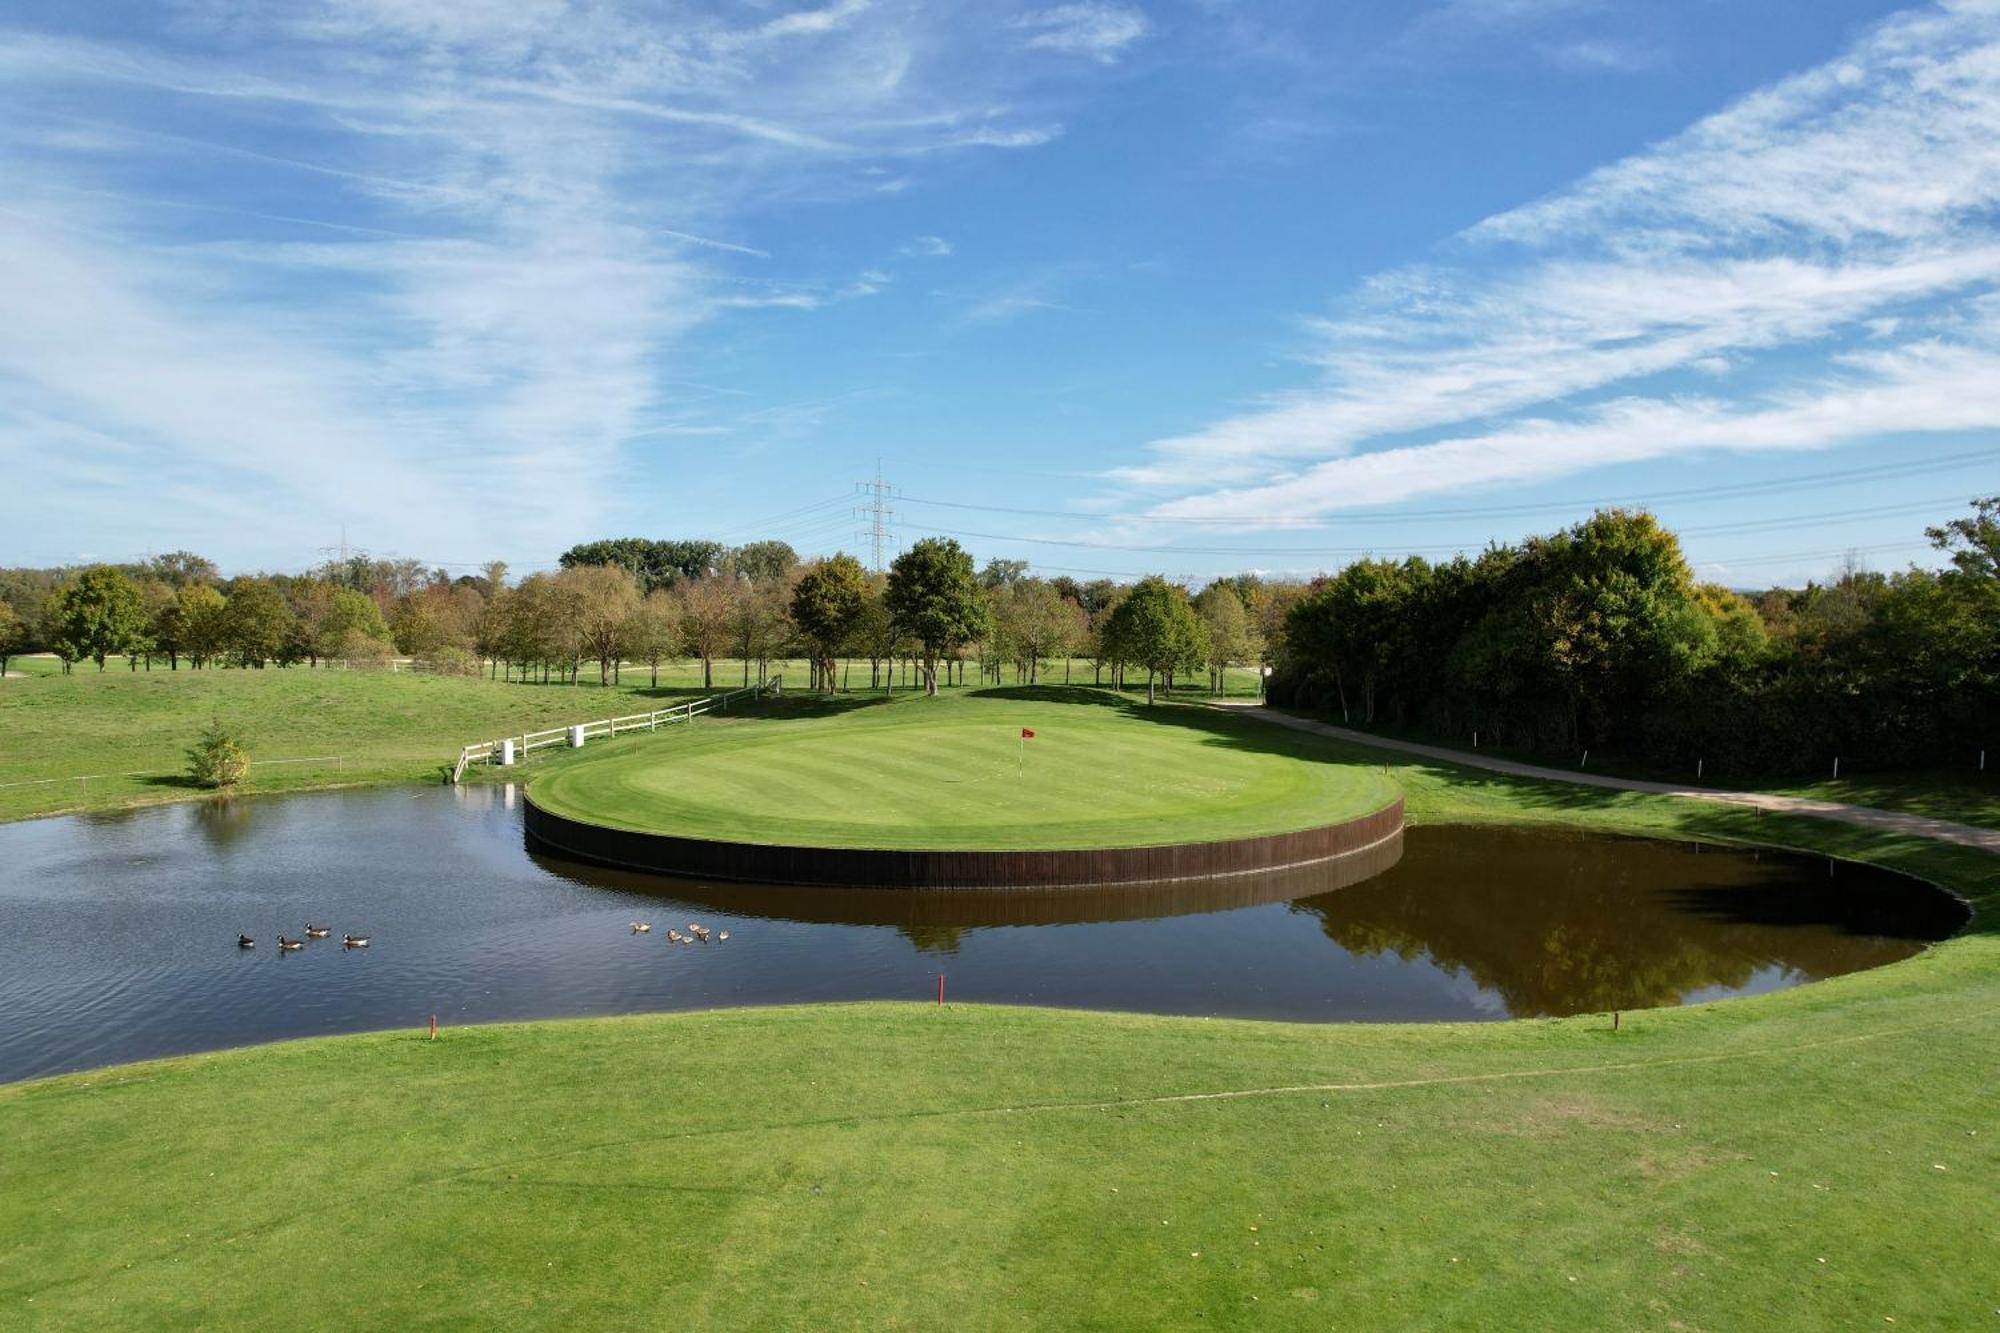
(4, 499, 1993, 779)
(1270, 500, 1999, 778)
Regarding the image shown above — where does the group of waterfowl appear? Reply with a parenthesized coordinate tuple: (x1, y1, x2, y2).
(237, 926, 370, 951)
(630, 921, 730, 945)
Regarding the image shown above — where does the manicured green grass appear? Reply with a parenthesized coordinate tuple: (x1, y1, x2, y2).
(1, 761, 1994, 1329)
(525, 688, 1398, 849)
(1781, 769, 2000, 831)
(0, 658, 812, 823)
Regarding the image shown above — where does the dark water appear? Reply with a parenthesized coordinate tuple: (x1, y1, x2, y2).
(0, 785, 1966, 1084)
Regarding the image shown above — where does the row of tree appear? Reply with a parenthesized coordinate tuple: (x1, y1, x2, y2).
(0, 538, 1281, 698)
(1272, 500, 2000, 777)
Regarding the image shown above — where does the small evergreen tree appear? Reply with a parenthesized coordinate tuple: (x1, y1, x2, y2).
(186, 718, 250, 789)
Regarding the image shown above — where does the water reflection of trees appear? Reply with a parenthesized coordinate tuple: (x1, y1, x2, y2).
(1291, 828, 1941, 1017)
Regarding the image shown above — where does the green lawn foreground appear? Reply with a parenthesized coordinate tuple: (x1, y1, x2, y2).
(524, 688, 1398, 849)
(1, 741, 1995, 1329)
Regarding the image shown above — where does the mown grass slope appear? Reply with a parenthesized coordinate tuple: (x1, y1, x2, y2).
(526, 688, 1399, 849)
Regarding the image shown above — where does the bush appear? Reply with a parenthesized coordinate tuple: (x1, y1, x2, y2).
(186, 719, 250, 789)
(335, 631, 395, 669)
(424, 645, 481, 677)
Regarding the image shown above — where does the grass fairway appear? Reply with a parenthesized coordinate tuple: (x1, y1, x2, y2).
(2, 738, 1995, 1328)
(525, 688, 1398, 849)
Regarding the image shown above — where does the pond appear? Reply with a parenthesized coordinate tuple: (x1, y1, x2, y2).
(0, 784, 1967, 1084)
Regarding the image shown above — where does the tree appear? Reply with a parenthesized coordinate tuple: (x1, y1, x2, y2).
(623, 590, 680, 688)
(734, 578, 793, 687)
(146, 551, 220, 587)
(558, 564, 641, 684)
(0, 600, 21, 677)
(481, 560, 510, 598)
(993, 578, 1080, 684)
(45, 567, 148, 672)
(792, 554, 868, 693)
(185, 718, 250, 789)
(1928, 495, 2000, 580)
(222, 579, 298, 668)
(852, 579, 900, 690)
(177, 585, 229, 668)
(730, 540, 800, 584)
(885, 538, 989, 695)
(1102, 576, 1207, 704)
(979, 558, 1030, 589)
(560, 538, 725, 592)
(1195, 582, 1258, 695)
(678, 576, 741, 690)
(322, 587, 392, 660)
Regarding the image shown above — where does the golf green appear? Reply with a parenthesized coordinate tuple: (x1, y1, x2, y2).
(525, 688, 1400, 851)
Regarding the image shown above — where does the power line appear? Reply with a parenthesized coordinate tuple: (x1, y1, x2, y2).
(896, 494, 1968, 559)
(896, 444, 2000, 527)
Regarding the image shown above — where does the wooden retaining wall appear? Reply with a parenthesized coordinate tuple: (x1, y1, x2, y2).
(522, 794, 1405, 889)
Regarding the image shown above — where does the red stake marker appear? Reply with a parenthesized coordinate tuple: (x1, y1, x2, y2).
(937, 974, 945, 1006)
(429, 1013, 438, 1041)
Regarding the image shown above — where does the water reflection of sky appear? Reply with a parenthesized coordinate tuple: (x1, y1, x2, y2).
(0, 788, 1962, 1083)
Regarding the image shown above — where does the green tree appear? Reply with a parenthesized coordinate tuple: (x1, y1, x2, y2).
(978, 558, 1030, 589)
(1926, 494, 2000, 579)
(1103, 576, 1208, 704)
(1195, 582, 1258, 695)
(45, 566, 148, 672)
(886, 538, 989, 696)
(322, 588, 392, 659)
(222, 579, 298, 668)
(791, 554, 868, 693)
(185, 718, 250, 789)
(176, 585, 229, 669)
(0, 600, 21, 676)
(729, 540, 800, 584)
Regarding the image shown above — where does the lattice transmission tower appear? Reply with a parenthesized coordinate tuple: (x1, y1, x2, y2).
(855, 462, 897, 572)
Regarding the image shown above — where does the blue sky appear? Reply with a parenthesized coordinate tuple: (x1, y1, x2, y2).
(2, 0, 1997, 586)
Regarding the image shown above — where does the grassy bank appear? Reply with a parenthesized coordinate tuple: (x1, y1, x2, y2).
(1, 731, 1995, 1328)
(0, 658, 807, 823)
(0, 660, 1264, 824)
(526, 688, 1396, 849)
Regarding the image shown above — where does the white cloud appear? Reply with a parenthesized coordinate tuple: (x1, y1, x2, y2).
(0, 1, 1097, 566)
(1132, 2, 2000, 523)
(1014, 3, 1150, 64)
(903, 234, 954, 257)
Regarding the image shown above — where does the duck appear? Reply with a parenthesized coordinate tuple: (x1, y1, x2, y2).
(688, 923, 711, 941)
(304, 924, 330, 938)
(342, 934, 371, 948)
(277, 936, 304, 951)
(630, 921, 652, 934)
(237, 934, 256, 948)
(717, 930, 730, 942)
(666, 929, 684, 943)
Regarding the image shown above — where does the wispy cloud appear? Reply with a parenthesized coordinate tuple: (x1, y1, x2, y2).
(903, 234, 954, 257)
(1133, 2, 2000, 523)
(0, 1, 1103, 565)
(1014, 3, 1150, 64)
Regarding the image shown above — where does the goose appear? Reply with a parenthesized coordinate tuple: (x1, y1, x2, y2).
(630, 921, 652, 934)
(304, 924, 331, 938)
(342, 934, 371, 948)
(688, 923, 711, 941)
(717, 930, 730, 942)
(237, 934, 256, 948)
(277, 936, 304, 951)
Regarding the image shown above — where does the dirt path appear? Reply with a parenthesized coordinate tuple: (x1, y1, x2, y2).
(1220, 703, 2000, 855)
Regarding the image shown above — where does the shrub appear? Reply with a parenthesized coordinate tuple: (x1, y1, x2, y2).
(425, 645, 481, 677)
(336, 631, 395, 669)
(186, 719, 250, 789)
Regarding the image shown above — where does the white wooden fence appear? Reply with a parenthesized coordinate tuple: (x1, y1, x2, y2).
(449, 677, 781, 784)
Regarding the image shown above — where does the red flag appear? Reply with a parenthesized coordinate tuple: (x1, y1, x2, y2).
(1020, 728, 1036, 739)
